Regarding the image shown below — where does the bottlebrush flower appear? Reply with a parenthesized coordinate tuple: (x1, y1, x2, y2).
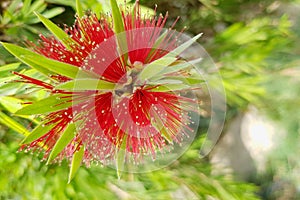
(2, 0, 203, 178)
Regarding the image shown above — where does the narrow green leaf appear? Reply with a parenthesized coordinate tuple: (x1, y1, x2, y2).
(56, 79, 116, 91)
(0, 96, 24, 113)
(15, 94, 72, 115)
(110, 0, 125, 35)
(149, 83, 191, 92)
(151, 111, 172, 143)
(116, 134, 127, 179)
(139, 34, 202, 82)
(76, 0, 84, 18)
(165, 33, 203, 58)
(21, 0, 32, 16)
(138, 57, 177, 82)
(0, 111, 30, 136)
(110, 0, 128, 62)
(21, 122, 55, 144)
(34, 12, 77, 49)
(28, 8, 65, 24)
(68, 145, 85, 183)
(160, 58, 203, 76)
(29, 0, 45, 13)
(1, 42, 94, 79)
(0, 62, 20, 72)
(145, 30, 168, 62)
(47, 123, 75, 164)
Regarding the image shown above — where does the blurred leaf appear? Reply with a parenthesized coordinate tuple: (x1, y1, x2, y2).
(0, 62, 21, 73)
(0, 111, 30, 136)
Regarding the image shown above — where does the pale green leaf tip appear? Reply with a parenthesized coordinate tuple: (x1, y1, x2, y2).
(68, 176, 72, 184)
(76, 0, 84, 17)
(195, 33, 203, 40)
(1, 42, 9, 49)
(33, 11, 41, 17)
(117, 170, 122, 180)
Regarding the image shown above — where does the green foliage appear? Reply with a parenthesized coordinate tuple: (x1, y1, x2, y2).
(211, 16, 293, 108)
(0, 135, 259, 200)
(0, 0, 65, 42)
(0, 0, 300, 199)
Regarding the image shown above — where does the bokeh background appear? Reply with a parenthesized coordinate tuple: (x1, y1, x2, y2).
(0, 0, 300, 199)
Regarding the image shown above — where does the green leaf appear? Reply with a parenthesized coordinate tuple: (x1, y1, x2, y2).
(139, 34, 202, 82)
(47, 123, 75, 164)
(28, 8, 65, 24)
(145, 30, 168, 62)
(56, 79, 115, 91)
(0, 62, 21, 72)
(15, 94, 72, 115)
(0, 111, 30, 136)
(21, 0, 32, 16)
(1, 100, 39, 123)
(1, 42, 95, 79)
(148, 83, 191, 92)
(29, 0, 45, 13)
(116, 134, 127, 179)
(151, 111, 173, 143)
(138, 57, 177, 82)
(34, 12, 77, 49)
(166, 33, 203, 57)
(76, 0, 84, 18)
(160, 58, 203, 76)
(110, 0, 128, 62)
(110, 0, 125, 35)
(0, 96, 24, 113)
(68, 145, 85, 183)
(21, 122, 56, 144)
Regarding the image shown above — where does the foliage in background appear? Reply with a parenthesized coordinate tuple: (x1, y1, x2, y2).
(0, 134, 259, 200)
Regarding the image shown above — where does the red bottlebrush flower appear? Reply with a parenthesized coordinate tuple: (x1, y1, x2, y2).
(3, 0, 203, 176)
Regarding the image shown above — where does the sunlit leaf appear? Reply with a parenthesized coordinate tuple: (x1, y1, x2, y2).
(21, 122, 56, 144)
(0, 63, 21, 72)
(151, 111, 172, 143)
(15, 94, 72, 115)
(148, 83, 191, 92)
(0, 111, 30, 136)
(47, 123, 75, 164)
(139, 34, 203, 81)
(116, 134, 127, 179)
(56, 79, 115, 91)
(110, 0, 128, 62)
(34, 12, 77, 49)
(166, 33, 202, 57)
(76, 0, 84, 18)
(1, 42, 95, 79)
(28, 8, 65, 24)
(68, 145, 85, 183)
(139, 57, 177, 81)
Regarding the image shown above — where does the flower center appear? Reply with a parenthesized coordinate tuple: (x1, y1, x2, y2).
(114, 68, 141, 98)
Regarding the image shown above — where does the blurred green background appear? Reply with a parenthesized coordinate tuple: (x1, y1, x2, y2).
(0, 0, 300, 199)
